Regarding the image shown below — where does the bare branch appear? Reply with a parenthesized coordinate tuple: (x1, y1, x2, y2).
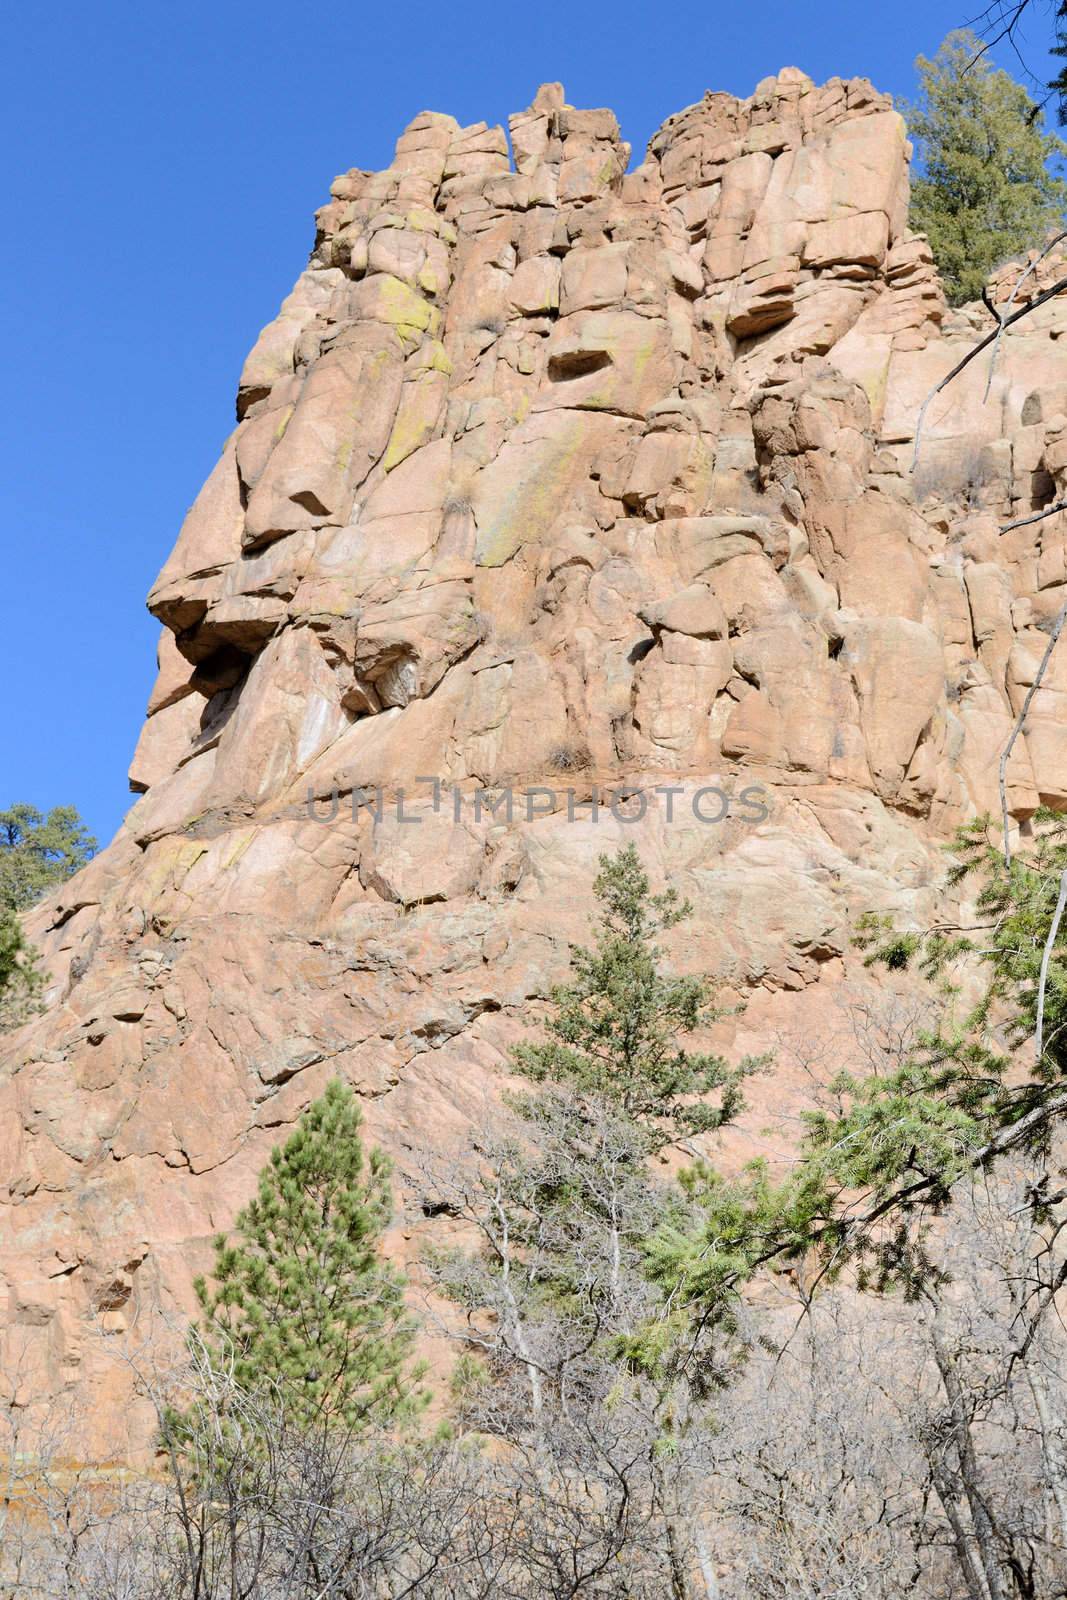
(913, 271, 1067, 468)
(1036, 867, 1067, 1066)
(965, 2, 1038, 69)
(999, 598, 1067, 865)
(1000, 500, 1067, 532)
(985, 231, 1067, 399)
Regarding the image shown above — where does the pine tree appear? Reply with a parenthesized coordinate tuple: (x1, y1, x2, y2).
(429, 845, 760, 1421)
(0, 801, 93, 1033)
(665, 811, 1067, 1303)
(195, 1079, 424, 1432)
(1052, 3, 1067, 124)
(511, 842, 754, 1145)
(424, 847, 761, 1586)
(906, 30, 1067, 305)
(805, 813, 1067, 1241)
(0, 909, 41, 1033)
(0, 803, 96, 912)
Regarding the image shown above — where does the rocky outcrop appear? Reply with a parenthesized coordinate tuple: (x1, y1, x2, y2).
(5, 68, 1067, 1453)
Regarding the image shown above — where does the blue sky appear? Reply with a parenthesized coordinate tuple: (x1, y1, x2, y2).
(1, 0, 1057, 849)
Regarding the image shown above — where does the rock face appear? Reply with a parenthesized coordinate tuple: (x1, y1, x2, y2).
(5, 69, 1067, 1453)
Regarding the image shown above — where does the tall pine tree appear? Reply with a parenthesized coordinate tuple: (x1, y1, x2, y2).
(906, 30, 1067, 304)
(427, 846, 762, 1592)
(195, 1079, 424, 1432)
(431, 844, 760, 1423)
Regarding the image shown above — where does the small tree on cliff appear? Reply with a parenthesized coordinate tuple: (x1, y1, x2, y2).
(455, 844, 759, 1373)
(906, 30, 1067, 304)
(194, 1079, 424, 1432)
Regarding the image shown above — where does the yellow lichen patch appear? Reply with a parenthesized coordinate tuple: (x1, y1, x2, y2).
(419, 339, 453, 376)
(405, 207, 446, 236)
(418, 261, 441, 296)
(378, 276, 439, 347)
(221, 829, 258, 872)
(474, 411, 622, 567)
(365, 344, 398, 380)
(138, 837, 209, 901)
(382, 371, 449, 472)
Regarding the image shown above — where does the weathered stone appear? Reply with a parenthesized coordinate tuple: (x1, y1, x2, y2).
(508, 255, 561, 315)
(640, 583, 728, 639)
(559, 243, 630, 314)
(243, 328, 403, 548)
(802, 211, 888, 268)
(238, 268, 347, 414)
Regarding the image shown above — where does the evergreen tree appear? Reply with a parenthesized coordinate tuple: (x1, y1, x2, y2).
(426, 845, 761, 1575)
(0, 801, 92, 1032)
(799, 812, 1067, 1264)
(0, 909, 41, 1033)
(663, 811, 1067, 1304)
(195, 1079, 424, 1432)
(1052, 3, 1067, 123)
(0, 803, 96, 912)
(906, 30, 1067, 305)
(428, 1083, 737, 1592)
(511, 843, 754, 1145)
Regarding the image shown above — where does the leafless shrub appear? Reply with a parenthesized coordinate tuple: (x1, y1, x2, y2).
(913, 442, 998, 507)
(10, 1022, 1067, 1597)
(547, 742, 592, 772)
(443, 489, 475, 518)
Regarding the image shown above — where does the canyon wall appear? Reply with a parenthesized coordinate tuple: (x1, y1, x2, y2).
(5, 68, 1067, 1451)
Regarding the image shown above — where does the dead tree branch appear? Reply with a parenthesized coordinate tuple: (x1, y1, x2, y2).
(998, 598, 1067, 865)
(1000, 501, 1067, 532)
(985, 229, 1067, 399)
(912, 271, 1067, 467)
(1037, 868, 1067, 1066)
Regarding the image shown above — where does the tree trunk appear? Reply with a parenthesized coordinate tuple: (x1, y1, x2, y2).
(693, 1523, 721, 1599)
(931, 1311, 1007, 1600)
(651, 1459, 720, 1600)
(1025, 1352, 1067, 1552)
(929, 1458, 996, 1600)
(665, 1515, 692, 1600)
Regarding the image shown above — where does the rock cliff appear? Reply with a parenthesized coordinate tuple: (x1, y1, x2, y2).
(5, 68, 1067, 1451)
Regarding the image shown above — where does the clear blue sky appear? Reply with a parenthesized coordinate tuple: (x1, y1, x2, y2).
(1, 0, 1056, 849)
